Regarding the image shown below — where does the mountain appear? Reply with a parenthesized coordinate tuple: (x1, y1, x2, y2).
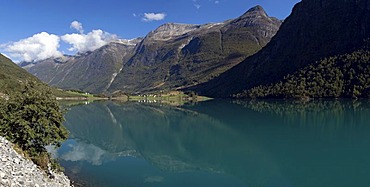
(108, 5, 281, 93)
(238, 42, 370, 98)
(0, 54, 92, 98)
(22, 6, 281, 94)
(192, 0, 370, 98)
(0, 54, 42, 93)
(21, 39, 141, 94)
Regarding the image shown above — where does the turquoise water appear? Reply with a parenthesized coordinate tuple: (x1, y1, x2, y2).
(56, 100, 370, 187)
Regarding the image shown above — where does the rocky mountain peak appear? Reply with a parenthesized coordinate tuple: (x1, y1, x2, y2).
(192, 0, 370, 98)
(147, 23, 200, 41)
(156, 23, 198, 30)
(245, 5, 266, 14)
(242, 5, 268, 18)
(112, 38, 143, 46)
(228, 5, 281, 37)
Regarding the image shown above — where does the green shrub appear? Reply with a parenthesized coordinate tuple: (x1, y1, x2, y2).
(0, 81, 68, 170)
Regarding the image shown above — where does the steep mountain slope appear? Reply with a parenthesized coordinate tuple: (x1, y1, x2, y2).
(108, 5, 281, 93)
(22, 40, 141, 94)
(192, 0, 370, 98)
(238, 42, 370, 98)
(0, 54, 91, 98)
(0, 54, 42, 92)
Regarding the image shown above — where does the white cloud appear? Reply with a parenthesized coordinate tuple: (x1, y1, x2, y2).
(208, 0, 220, 4)
(142, 13, 166, 22)
(3, 32, 62, 62)
(70, 21, 84, 34)
(0, 21, 121, 62)
(193, 0, 201, 9)
(60, 141, 107, 166)
(61, 29, 118, 53)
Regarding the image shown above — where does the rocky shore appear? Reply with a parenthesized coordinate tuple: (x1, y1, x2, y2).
(0, 136, 71, 187)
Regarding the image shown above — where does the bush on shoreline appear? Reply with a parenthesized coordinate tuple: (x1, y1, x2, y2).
(0, 81, 68, 170)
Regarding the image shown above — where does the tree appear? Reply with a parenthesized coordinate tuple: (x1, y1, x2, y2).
(237, 42, 370, 99)
(0, 81, 68, 169)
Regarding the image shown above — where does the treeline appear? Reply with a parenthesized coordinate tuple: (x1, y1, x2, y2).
(235, 42, 370, 99)
(0, 81, 68, 170)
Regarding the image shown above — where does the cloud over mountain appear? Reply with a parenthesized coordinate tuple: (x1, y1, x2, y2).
(142, 13, 166, 22)
(61, 30, 118, 53)
(4, 32, 62, 62)
(1, 21, 119, 62)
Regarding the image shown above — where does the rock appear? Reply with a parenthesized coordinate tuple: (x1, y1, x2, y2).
(13, 158, 20, 164)
(0, 136, 72, 187)
(0, 171, 5, 178)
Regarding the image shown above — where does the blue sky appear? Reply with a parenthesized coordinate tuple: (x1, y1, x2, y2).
(0, 0, 300, 62)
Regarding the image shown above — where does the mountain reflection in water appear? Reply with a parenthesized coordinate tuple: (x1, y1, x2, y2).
(56, 100, 370, 187)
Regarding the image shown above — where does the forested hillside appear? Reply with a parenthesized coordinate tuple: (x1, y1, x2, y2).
(236, 41, 370, 98)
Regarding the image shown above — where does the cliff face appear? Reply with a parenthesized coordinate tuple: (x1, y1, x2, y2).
(193, 0, 370, 97)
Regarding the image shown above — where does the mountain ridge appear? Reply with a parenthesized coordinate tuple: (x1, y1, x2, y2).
(22, 41, 141, 93)
(22, 5, 282, 94)
(0, 54, 43, 93)
(108, 5, 281, 93)
(190, 0, 370, 98)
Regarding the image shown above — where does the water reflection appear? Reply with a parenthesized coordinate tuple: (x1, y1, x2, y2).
(60, 140, 108, 165)
(233, 99, 370, 129)
(58, 100, 370, 187)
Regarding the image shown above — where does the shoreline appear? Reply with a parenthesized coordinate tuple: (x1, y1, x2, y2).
(0, 136, 72, 187)
(56, 97, 109, 101)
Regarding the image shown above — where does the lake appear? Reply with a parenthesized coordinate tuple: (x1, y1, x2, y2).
(54, 99, 370, 187)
